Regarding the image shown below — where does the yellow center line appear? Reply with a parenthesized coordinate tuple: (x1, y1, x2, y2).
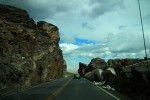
(46, 78, 72, 100)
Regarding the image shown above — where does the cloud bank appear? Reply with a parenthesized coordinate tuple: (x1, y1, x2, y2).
(1, 0, 150, 73)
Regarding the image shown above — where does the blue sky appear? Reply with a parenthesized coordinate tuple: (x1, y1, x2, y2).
(1, 0, 150, 73)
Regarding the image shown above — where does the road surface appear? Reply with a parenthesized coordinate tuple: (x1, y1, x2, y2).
(0, 77, 130, 100)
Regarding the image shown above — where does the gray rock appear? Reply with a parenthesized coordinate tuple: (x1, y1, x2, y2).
(89, 58, 107, 70)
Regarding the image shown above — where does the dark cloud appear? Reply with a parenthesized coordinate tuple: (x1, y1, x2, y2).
(0, 0, 126, 20)
(88, 0, 125, 18)
(118, 25, 127, 29)
(0, 0, 70, 20)
(82, 22, 94, 30)
(82, 22, 88, 27)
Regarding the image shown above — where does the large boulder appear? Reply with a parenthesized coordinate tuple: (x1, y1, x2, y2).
(88, 58, 107, 70)
(107, 59, 150, 99)
(0, 4, 66, 94)
(85, 68, 117, 84)
(84, 69, 102, 82)
(78, 62, 88, 77)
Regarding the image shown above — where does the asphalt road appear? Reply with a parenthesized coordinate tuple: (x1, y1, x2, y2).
(0, 77, 130, 100)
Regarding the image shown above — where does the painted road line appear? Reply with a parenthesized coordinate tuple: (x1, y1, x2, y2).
(96, 86, 121, 100)
(1, 79, 58, 98)
(46, 78, 72, 100)
(84, 78, 121, 100)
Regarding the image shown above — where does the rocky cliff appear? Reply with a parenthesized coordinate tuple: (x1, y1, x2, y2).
(0, 4, 66, 93)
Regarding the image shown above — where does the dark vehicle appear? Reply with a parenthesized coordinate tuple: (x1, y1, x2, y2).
(74, 74, 80, 79)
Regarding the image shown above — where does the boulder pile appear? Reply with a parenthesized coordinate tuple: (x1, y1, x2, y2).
(79, 57, 150, 99)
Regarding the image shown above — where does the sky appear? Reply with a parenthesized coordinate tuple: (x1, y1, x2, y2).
(0, 0, 150, 73)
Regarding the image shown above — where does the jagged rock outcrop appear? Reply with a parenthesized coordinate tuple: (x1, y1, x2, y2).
(107, 58, 145, 68)
(107, 58, 145, 76)
(81, 58, 117, 86)
(88, 57, 107, 70)
(0, 4, 66, 93)
(82, 57, 150, 99)
(78, 62, 89, 77)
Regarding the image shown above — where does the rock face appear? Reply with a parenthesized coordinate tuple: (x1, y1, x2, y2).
(88, 58, 107, 70)
(80, 58, 116, 86)
(78, 58, 107, 77)
(107, 58, 144, 69)
(0, 4, 66, 92)
(81, 57, 150, 99)
(107, 58, 144, 75)
(78, 62, 89, 77)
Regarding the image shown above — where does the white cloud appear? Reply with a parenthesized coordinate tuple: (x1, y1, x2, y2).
(60, 43, 79, 52)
